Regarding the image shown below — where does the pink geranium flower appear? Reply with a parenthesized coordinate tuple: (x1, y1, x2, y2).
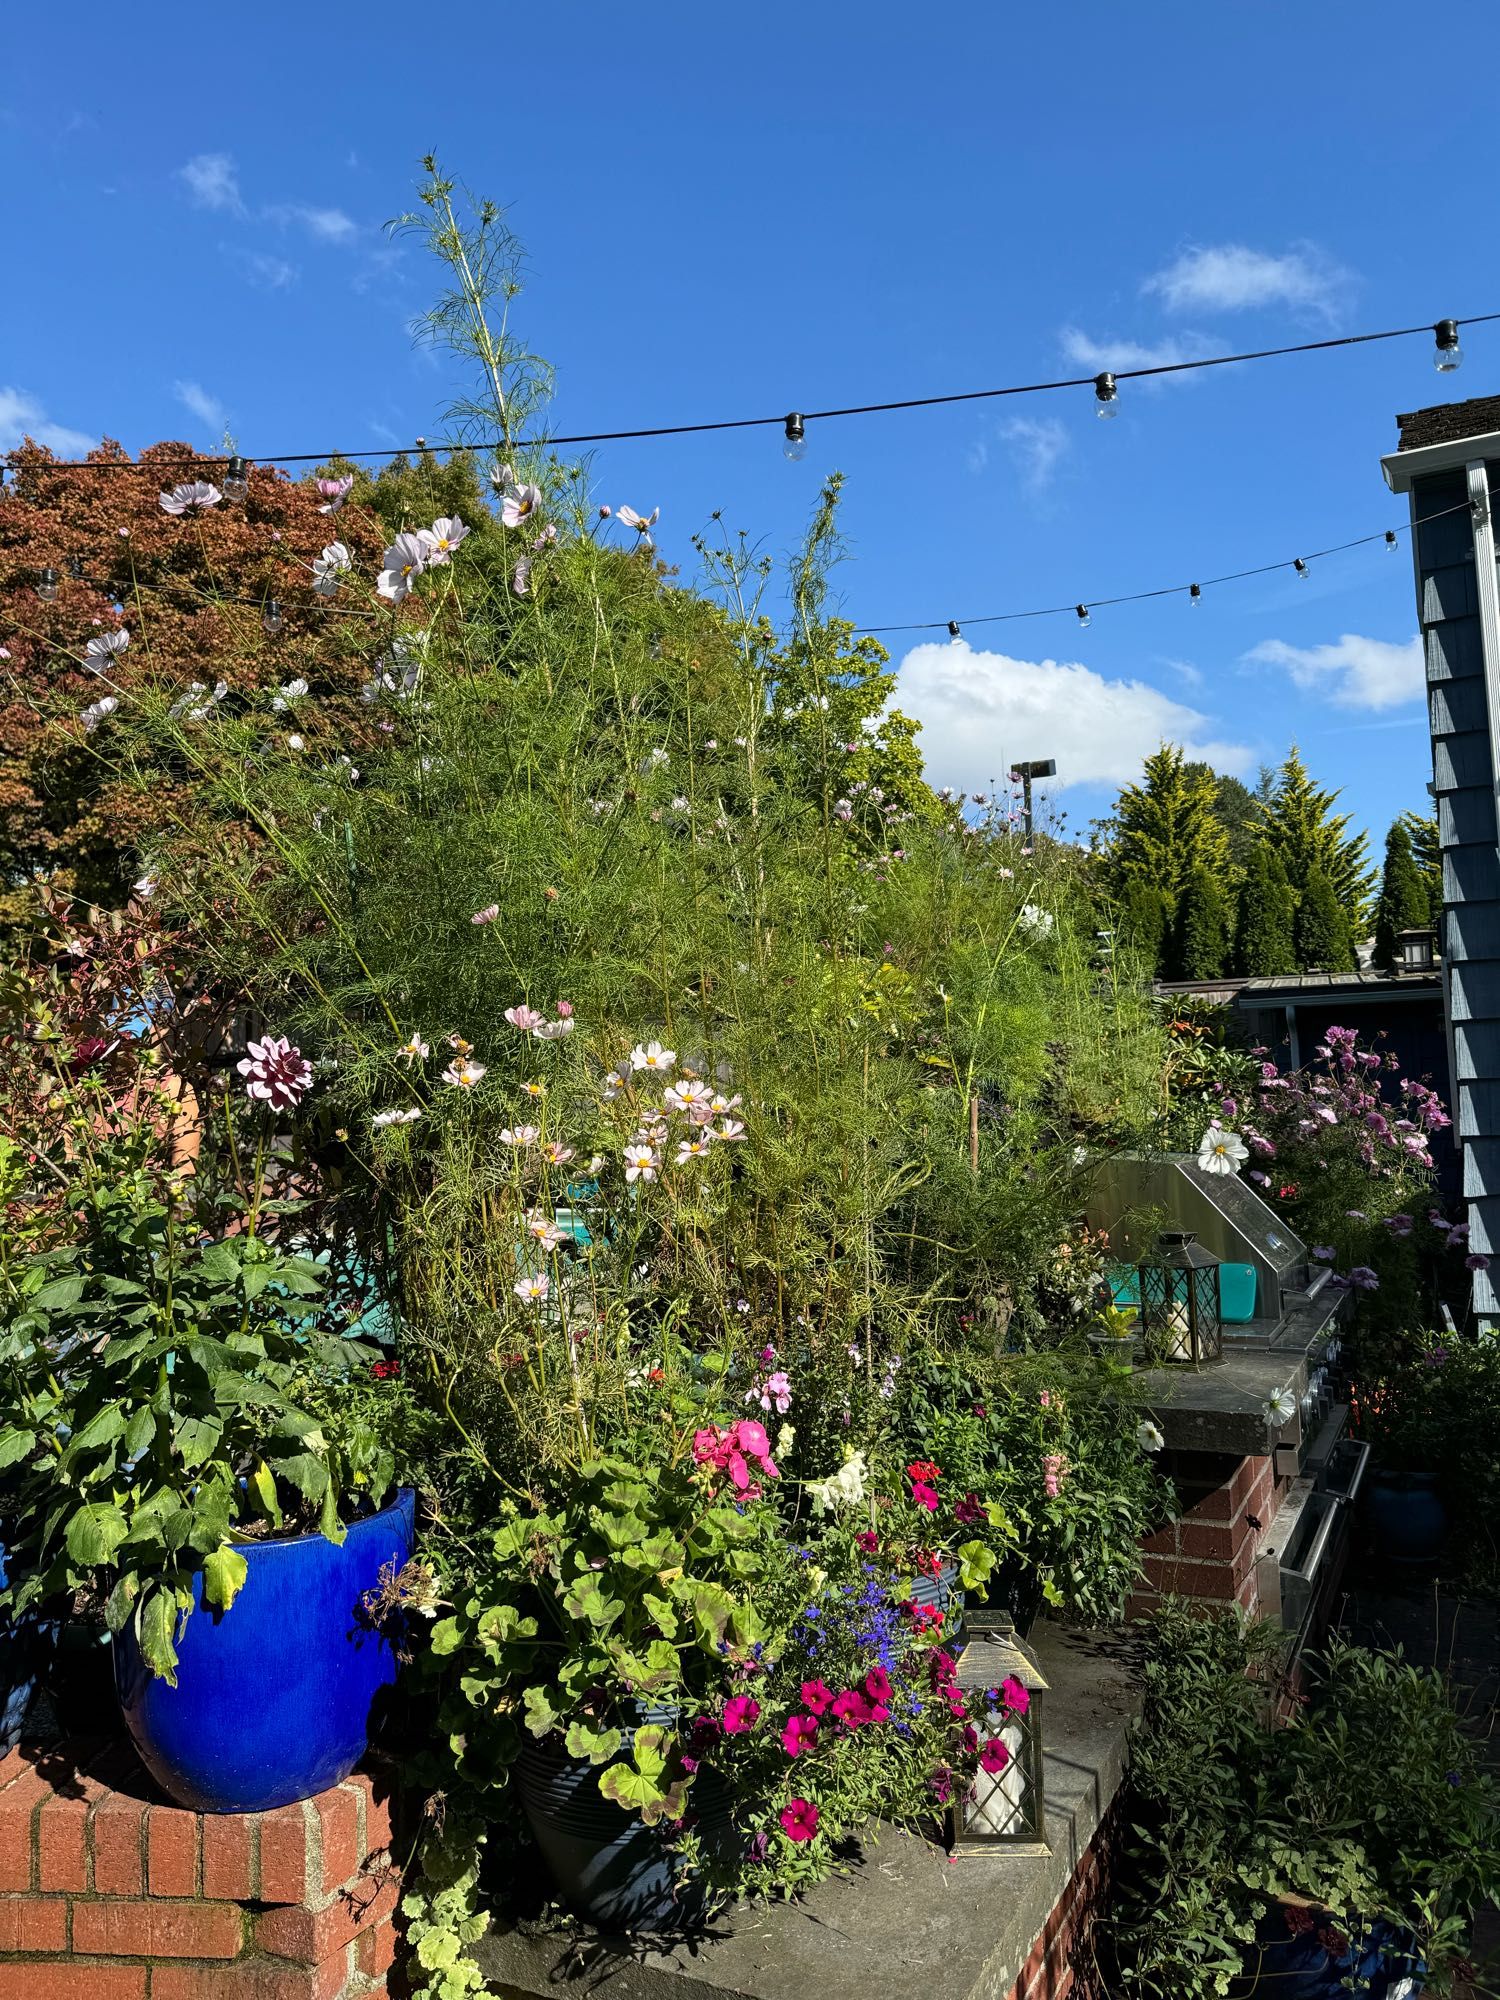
(723, 1695, 760, 1734)
(780, 1797, 819, 1843)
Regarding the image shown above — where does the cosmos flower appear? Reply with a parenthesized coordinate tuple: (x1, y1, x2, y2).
(675, 1136, 713, 1164)
(1264, 1388, 1297, 1427)
(420, 517, 469, 563)
(316, 475, 355, 515)
(505, 1004, 547, 1031)
(617, 504, 660, 543)
(716, 1118, 747, 1144)
(441, 1057, 487, 1088)
(271, 677, 309, 709)
(624, 1143, 660, 1183)
(81, 695, 120, 731)
(372, 1106, 423, 1128)
(630, 1040, 676, 1073)
(376, 532, 428, 603)
(1197, 1126, 1249, 1177)
(501, 484, 543, 529)
(160, 481, 221, 514)
(513, 1273, 550, 1304)
(534, 1018, 575, 1040)
(84, 628, 129, 673)
(523, 1209, 565, 1250)
(1017, 903, 1054, 936)
(512, 557, 532, 595)
(397, 1034, 429, 1062)
(471, 904, 500, 925)
(237, 1034, 314, 1111)
(498, 1124, 541, 1146)
(312, 542, 352, 596)
(542, 1141, 576, 1167)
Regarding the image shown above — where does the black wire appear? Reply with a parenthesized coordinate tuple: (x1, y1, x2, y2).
(8, 312, 1498, 475)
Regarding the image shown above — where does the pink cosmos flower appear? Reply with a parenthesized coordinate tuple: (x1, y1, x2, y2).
(801, 1680, 834, 1716)
(780, 1797, 819, 1843)
(377, 532, 427, 604)
(160, 481, 221, 515)
(512, 557, 532, 596)
(237, 1035, 313, 1111)
(723, 1695, 760, 1734)
(501, 483, 543, 529)
(555, 1000, 574, 1018)
(471, 905, 499, 925)
(317, 475, 355, 514)
(420, 516, 469, 563)
(505, 1004, 547, 1032)
(1000, 1676, 1030, 1716)
(617, 504, 660, 543)
(782, 1714, 818, 1757)
(979, 1737, 1011, 1775)
(716, 1118, 747, 1143)
(513, 1274, 549, 1304)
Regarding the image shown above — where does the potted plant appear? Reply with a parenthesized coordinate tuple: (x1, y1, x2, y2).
(1087, 1301, 1143, 1365)
(1349, 1333, 1449, 1564)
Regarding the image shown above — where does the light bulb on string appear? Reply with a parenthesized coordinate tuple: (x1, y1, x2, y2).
(1189, 583, 1202, 607)
(223, 456, 250, 502)
(783, 413, 806, 461)
(1434, 320, 1463, 373)
(261, 599, 283, 637)
(947, 620, 962, 640)
(1093, 372, 1118, 420)
(36, 568, 59, 603)
(1294, 558, 1309, 580)
(1385, 530, 1399, 551)
(1076, 604, 1091, 628)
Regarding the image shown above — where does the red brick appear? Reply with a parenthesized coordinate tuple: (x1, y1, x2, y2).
(3, 1968, 148, 2000)
(1145, 1557, 1240, 1600)
(90, 1793, 147, 1897)
(38, 1794, 90, 1892)
(203, 1811, 257, 1902)
(354, 1772, 394, 1857)
(259, 1802, 313, 1905)
(357, 1913, 399, 1977)
(71, 1896, 244, 1959)
(147, 1805, 200, 1897)
(0, 1889, 69, 1950)
(1178, 1519, 1235, 1560)
(151, 1968, 326, 2000)
(0, 1760, 45, 1892)
(254, 1872, 398, 1964)
(1138, 1520, 1177, 1556)
(313, 1784, 362, 1895)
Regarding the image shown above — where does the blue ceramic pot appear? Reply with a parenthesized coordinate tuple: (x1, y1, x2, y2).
(907, 1561, 967, 1647)
(1362, 1468, 1447, 1565)
(114, 1488, 414, 1813)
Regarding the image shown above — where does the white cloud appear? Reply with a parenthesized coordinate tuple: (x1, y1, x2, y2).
(267, 202, 358, 244)
(999, 415, 1069, 492)
(179, 152, 243, 213)
(1059, 326, 1215, 379)
(230, 249, 298, 290)
(1245, 632, 1423, 711)
(1160, 657, 1204, 689)
(892, 640, 1251, 792)
(174, 379, 228, 437)
(1144, 242, 1353, 321)
(0, 386, 95, 455)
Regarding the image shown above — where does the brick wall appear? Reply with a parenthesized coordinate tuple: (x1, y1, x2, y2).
(1004, 1807, 1119, 2000)
(0, 1742, 400, 1998)
(1125, 1449, 1289, 1622)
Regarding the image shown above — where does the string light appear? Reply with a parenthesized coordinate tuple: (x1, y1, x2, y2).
(11, 310, 1499, 478)
(1385, 530, 1399, 550)
(1093, 372, 1118, 421)
(783, 413, 806, 461)
(1189, 582, 1202, 606)
(1076, 604, 1091, 628)
(36, 568, 59, 603)
(260, 599, 284, 637)
(1434, 319, 1463, 373)
(947, 620, 962, 640)
(1294, 558, 1309, 579)
(223, 456, 250, 501)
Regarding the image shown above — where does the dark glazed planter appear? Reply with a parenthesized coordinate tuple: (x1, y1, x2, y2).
(907, 1560, 966, 1645)
(1362, 1467, 1447, 1565)
(1227, 1903, 1423, 1998)
(114, 1488, 414, 1813)
(514, 1722, 738, 1932)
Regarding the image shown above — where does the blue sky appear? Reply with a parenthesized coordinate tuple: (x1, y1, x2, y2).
(5, 0, 1496, 846)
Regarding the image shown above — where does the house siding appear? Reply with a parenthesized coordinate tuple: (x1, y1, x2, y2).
(1408, 466, 1500, 1320)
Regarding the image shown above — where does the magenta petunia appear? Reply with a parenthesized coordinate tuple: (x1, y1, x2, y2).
(999, 1675, 1030, 1716)
(780, 1797, 819, 1843)
(800, 1680, 834, 1716)
(979, 1737, 1011, 1774)
(910, 1481, 940, 1512)
(781, 1714, 819, 1758)
(864, 1666, 892, 1705)
(723, 1695, 761, 1735)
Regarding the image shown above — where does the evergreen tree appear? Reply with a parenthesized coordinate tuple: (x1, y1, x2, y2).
(1294, 868, 1354, 972)
(1257, 747, 1376, 931)
(1373, 819, 1433, 970)
(1234, 844, 1297, 975)
(1400, 810, 1443, 927)
(1171, 867, 1230, 980)
(1116, 877, 1175, 974)
(1106, 745, 1232, 974)
(1185, 762, 1260, 874)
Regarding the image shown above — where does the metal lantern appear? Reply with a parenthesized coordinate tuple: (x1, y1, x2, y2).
(944, 1617, 1048, 1851)
(1138, 1230, 1223, 1365)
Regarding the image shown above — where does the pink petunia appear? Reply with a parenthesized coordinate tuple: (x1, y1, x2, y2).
(979, 1737, 1011, 1775)
(781, 1714, 819, 1758)
(800, 1680, 834, 1716)
(724, 1695, 761, 1735)
(1000, 1675, 1030, 1716)
(779, 1797, 819, 1843)
(910, 1481, 940, 1512)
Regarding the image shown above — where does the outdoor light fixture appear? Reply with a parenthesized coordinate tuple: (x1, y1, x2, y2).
(1011, 757, 1056, 840)
(1189, 582, 1202, 606)
(1294, 558, 1309, 579)
(223, 456, 250, 501)
(944, 1617, 1048, 1852)
(1396, 928, 1437, 973)
(1093, 371, 1118, 419)
(947, 620, 962, 640)
(36, 567, 59, 603)
(261, 599, 283, 638)
(783, 413, 806, 461)
(1076, 604, 1090, 628)
(1385, 530, 1399, 551)
(1138, 1231, 1223, 1366)
(1434, 319, 1463, 372)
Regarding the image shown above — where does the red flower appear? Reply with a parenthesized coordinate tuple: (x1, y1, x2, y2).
(864, 1666, 892, 1704)
(979, 1737, 1011, 1774)
(928, 1649, 957, 1688)
(953, 1492, 984, 1526)
(781, 1714, 819, 1758)
(961, 1724, 978, 1754)
(723, 1696, 761, 1734)
(1000, 1675, 1030, 1716)
(910, 1481, 940, 1512)
(906, 1460, 942, 1482)
(855, 1530, 879, 1554)
(371, 1358, 402, 1380)
(971, 1403, 987, 1418)
(780, 1797, 820, 1843)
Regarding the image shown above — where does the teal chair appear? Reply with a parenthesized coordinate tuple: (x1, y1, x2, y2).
(1106, 1265, 1141, 1308)
(1218, 1261, 1257, 1323)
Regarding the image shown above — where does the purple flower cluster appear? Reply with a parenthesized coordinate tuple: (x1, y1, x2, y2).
(1227, 1024, 1450, 1179)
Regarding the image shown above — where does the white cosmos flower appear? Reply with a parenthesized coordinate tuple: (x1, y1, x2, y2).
(397, 1035, 429, 1062)
(1197, 1126, 1249, 1178)
(513, 1273, 550, 1304)
(159, 481, 221, 515)
(420, 516, 470, 564)
(84, 628, 129, 674)
(1264, 1389, 1297, 1428)
(1017, 903, 1055, 937)
(271, 677, 309, 710)
(377, 532, 428, 603)
(716, 1118, 747, 1143)
(664, 1081, 713, 1115)
(534, 1018, 575, 1041)
(373, 1106, 423, 1128)
(312, 542, 351, 597)
(601, 1071, 626, 1101)
(1135, 1419, 1165, 1453)
(286, 733, 305, 751)
(499, 1124, 540, 1147)
(630, 1040, 675, 1073)
(675, 1136, 712, 1164)
(617, 504, 660, 544)
(624, 1143, 659, 1183)
(440, 1058, 487, 1088)
(133, 874, 156, 900)
(81, 695, 120, 731)
(512, 557, 532, 596)
(501, 484, 543, 530)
